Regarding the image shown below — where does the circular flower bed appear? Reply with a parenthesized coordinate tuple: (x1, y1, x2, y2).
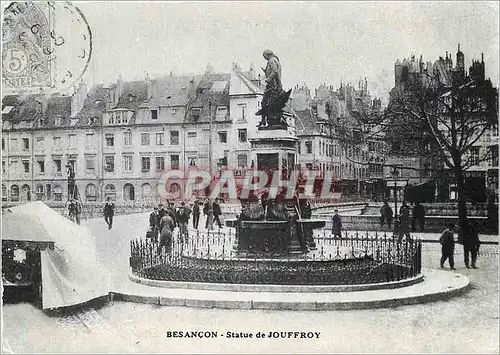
(136, 256, 415, 285)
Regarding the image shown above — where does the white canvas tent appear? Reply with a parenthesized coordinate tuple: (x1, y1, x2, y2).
(2, 202, 111, 309)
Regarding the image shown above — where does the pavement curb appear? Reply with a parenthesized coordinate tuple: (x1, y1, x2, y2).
(128, 273, 425, 293)
(112, 269, 470, 311)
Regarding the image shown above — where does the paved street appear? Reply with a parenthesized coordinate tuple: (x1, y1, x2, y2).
(2, 212, 499, 353)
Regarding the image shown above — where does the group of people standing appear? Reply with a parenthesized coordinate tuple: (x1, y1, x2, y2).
(379, 200, 426, 241)
(147, 198, 223, 255)
(440, 218, 481, 270)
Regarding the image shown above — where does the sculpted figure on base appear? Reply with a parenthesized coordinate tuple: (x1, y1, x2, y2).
(256, 49, 292, 129)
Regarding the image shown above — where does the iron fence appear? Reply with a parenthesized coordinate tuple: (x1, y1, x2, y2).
(130, 229, 422, 285)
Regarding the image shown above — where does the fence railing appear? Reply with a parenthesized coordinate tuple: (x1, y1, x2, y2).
(130, 229, 422, 285)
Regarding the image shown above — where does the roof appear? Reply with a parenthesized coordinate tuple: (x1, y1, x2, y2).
(142, 75, 201, 107)
(294, 108, 320, 134)
(230, 69, 262, 96)
(185, 73, 231, 124)
(73, 84, 108, 127)
(112, 80, 149, 110)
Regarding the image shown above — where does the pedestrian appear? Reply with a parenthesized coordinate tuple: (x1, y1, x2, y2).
(158, 203, 167, 219)
(148, 206, 160, 242)
(379, 201, 393, 229)
(73, 199, 82, 225)
(204, 198, 214, 230)
(68, 200, 76, 223)
(177, 202, 191, 241)
(439, 223, 456, 270)
(103, 197, 115, 230)
(413, 201, 426, 232)
(192, 201, 200, 229)
(398, 201, 411, 242)
(331, 209, 342, 239)
(212, 198, 223, 229)
(462, 218, 481, 269)
(158, 213, 175, 256)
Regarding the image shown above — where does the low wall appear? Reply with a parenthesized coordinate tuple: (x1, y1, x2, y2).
(314, 213, 496, 234)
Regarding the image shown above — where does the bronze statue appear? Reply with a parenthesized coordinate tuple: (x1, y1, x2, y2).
(256, 49, 291, 129)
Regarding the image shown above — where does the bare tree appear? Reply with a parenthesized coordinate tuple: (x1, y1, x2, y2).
(384, 70, 498, 234)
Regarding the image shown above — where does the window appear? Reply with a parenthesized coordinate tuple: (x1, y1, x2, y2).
(188, 156, 197, 167)
(22, 138, 29, 150)
(170, 131, 179, 145)
(105, 184, 116, 198)
(85, 133, 95, 148)
(156, 133, 164, 145)
(305, 141, 312, 154)
(123, 183, 135, 201)
(10, 138, 19, 151)
(170, 155, 179, 170)
(151, 109, 158, 120)
(105, 156, 114, 172)
(172, 108, 178, 115)
(238, 129, 247, 143)
(36, 136, 44, 149)
(124, 131, 132, 146)
(298, 142, 301, 154)
(2, 161, 5, 174)
(68, 134, 76, 148)
(53, 185, 63, 201)
(1, 138, 4, 150)
(123, 155, 133, 172)
(191, 108, 201, 122)
(52, 158, 62, 173)
(21, 160, 29, 173)
(470, 147, 480, 166)
(86, 156, 96, 172)
(55, 117, 61, 126)
(237, 154, 247, 168)
(187, 132, 197, 138)
(10, 185, 19, 201)
(142, 183, 152, 199)
(238, 103, 247, 120)
(216, 106, 228, 121)
(35, 185, 45, 200)
(105, 134, 114, 147)
(141, 133, 150, 146)
(218, 131, 227, 143)
(85, 183, 97, 201)
(37, 159, 45, 173)
(46, 184, 52, 200)
(109, 112, 114, 125)
(141, 156, 151, 172)
(2, 184, 7, 201)
(490, 145, 498, 166)
(218, 157, 228, 168)
(156, 156, 165, 171)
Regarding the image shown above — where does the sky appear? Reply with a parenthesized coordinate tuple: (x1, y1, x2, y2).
(75, 1, 499, 103)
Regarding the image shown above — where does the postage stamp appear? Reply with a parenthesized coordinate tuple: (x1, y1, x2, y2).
(2, 1, 92, 93)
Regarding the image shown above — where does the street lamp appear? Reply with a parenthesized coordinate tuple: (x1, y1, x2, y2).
(391, 165, 400, 231)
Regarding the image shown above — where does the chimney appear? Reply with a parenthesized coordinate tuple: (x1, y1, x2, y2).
(71, 80, 87, 118)
(116, 74, 123, 103)
(145, 73, 152, 99)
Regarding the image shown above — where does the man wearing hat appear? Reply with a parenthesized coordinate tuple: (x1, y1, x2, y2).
(439, 223, 456, 270)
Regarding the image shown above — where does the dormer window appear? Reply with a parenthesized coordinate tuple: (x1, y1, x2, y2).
(216, 106, 228, 121)
(39, 118, 45, 126)
(172, 108, 178, 115)
(191, 108, 201, 122)
(55, 117, 61, 126)
(128, 94, 134, 102)
(88, 117, 96, 125)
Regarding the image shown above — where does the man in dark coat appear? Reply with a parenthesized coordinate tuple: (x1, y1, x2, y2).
(192, 201, 200, 229)
(440, 223, 456, 270)
(331, 209, 342, 239)
(398, 202, 411, 242)
(412, 202, 426, 232)
(148, 206, 160, 242)
(158, 213, 175, 256)
(103, 197, 115, 230)
(462, 218, 481, 269)
(380, 201, 393, 229)
(212, 199, 222, 229)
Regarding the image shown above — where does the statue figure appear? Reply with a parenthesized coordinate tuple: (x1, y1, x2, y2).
(256, 49, 292, 129)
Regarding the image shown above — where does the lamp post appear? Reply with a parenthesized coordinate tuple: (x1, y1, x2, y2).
(391, 165, 400, 231)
